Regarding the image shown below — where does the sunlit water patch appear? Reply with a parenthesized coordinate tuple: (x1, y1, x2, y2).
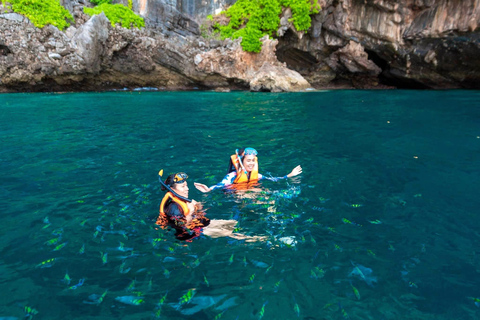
(1, 90, 480, 319)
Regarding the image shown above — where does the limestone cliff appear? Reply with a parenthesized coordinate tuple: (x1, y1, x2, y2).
(1, 0, 479, 92)
(275, 0, 480, 89)
(1, 0, 308, 92)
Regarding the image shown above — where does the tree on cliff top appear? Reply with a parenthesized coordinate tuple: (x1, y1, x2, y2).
(207, 0, 320, 52)
(84, 0, 144, 29)
(1, 0, 74, 30)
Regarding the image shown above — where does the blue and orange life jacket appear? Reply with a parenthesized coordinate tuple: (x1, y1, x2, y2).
(156, 192, 190, 227)
(156, 192, 209, 235)
(229, 153, 259, 184)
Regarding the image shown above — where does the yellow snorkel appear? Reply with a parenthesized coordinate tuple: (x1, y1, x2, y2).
(235, 149, 248, 176)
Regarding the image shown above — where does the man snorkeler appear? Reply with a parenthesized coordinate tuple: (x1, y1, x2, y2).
(157, 171, 265, 242)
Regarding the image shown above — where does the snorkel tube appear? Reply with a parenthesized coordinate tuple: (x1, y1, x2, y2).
(158, 170, 192, 203)
(235, 149, 248, 175)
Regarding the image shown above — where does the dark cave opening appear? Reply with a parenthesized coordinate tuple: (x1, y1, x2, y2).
(366, 49, 431, 89)
(276, 47, 318, 73)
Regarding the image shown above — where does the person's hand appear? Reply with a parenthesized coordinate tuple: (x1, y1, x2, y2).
(287, 165, 302, 178)
(187, 200, 197, 214)
(194, 182, 211, 193)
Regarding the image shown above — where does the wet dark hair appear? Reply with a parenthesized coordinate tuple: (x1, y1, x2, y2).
(161, 174, 176, 191)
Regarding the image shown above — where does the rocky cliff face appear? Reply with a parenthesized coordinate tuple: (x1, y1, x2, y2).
(276, 0, 480, 89)
(1, 0, 309, 92)
(1, 0, 479, 92)
(0, 8, 193, 92)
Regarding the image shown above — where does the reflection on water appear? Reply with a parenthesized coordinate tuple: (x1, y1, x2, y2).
(0, 90, 480, 319)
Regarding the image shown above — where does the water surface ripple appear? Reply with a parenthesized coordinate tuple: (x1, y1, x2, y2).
(1, 90, 480, 319)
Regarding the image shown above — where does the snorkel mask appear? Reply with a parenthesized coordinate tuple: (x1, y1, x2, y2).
(172, 172, 188, 185)
(243, 147, 258, 156)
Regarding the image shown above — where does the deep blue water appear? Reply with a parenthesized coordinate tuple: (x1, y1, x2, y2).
(1, 90, 480, 319)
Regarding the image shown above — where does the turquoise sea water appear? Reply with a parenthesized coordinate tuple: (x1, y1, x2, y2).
(1, 90, 480, 319)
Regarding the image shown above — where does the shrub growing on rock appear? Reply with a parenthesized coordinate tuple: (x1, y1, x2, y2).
(90, 0, 112, 4)
(84, 2, 144, 29)
(1, 0, 74, 30)
(209, 0, 320, 52)
(280, 0, 318, 31)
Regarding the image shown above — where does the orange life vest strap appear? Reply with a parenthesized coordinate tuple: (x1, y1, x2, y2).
(156, 192, 190, 226)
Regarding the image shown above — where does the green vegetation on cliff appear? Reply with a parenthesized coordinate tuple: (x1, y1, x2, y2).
(1, 0, 73, 30)
(208, 0, 320, 52)
(90, 0, 111, 4)
(84, 1, 144, 29)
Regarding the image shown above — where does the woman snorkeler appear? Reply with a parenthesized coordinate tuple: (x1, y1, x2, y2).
(157, 171, 265, 242)
(194, 147, 302, 193)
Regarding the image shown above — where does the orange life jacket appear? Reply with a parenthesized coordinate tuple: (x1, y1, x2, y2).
(230, 154, 259, 184)
(156, 192, 190, 227)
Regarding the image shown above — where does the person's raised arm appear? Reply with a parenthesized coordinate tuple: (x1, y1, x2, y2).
(194, 182, 212, 193)
(287, 165, 302, 178)
(194, 172, 236, 193)
(258, 165, 303, 182)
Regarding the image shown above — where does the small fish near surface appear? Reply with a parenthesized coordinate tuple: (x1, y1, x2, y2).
(61, 270, 71, 285)
(83, 290, 108, 305)
(69, 278, 85, 290)
(349, 262, 377, 287)
(350, 282, 361, 300)
(203, 274, 209, 287)
(44, 238, 59, 246)
(250, 259, 269, 268)
(469, 297, 480, 307)
(24, 306, 38, 320)
(310, 267, 325, 280)
(163, 267, 171, 279)
(177, 288, 196, 307)
(119, 260, 131, 274)
(162, 256, 177, 263)
(53, 242, 68, 252)
(338, 302, 351, 320)
(100, 252, 108, 264)
(117, 242, 133, 252)
(292, 295, 300, 317)
(115, 295, 145, 306)
(35, 258, 57, 269)
(258, 301, 268, 319)
(342, 218, 362, 227)
(215, 296, 237, 311)
(170, 294, 227, 315)
(273, 280, 282, 293)
(344, 203, 363, 208)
